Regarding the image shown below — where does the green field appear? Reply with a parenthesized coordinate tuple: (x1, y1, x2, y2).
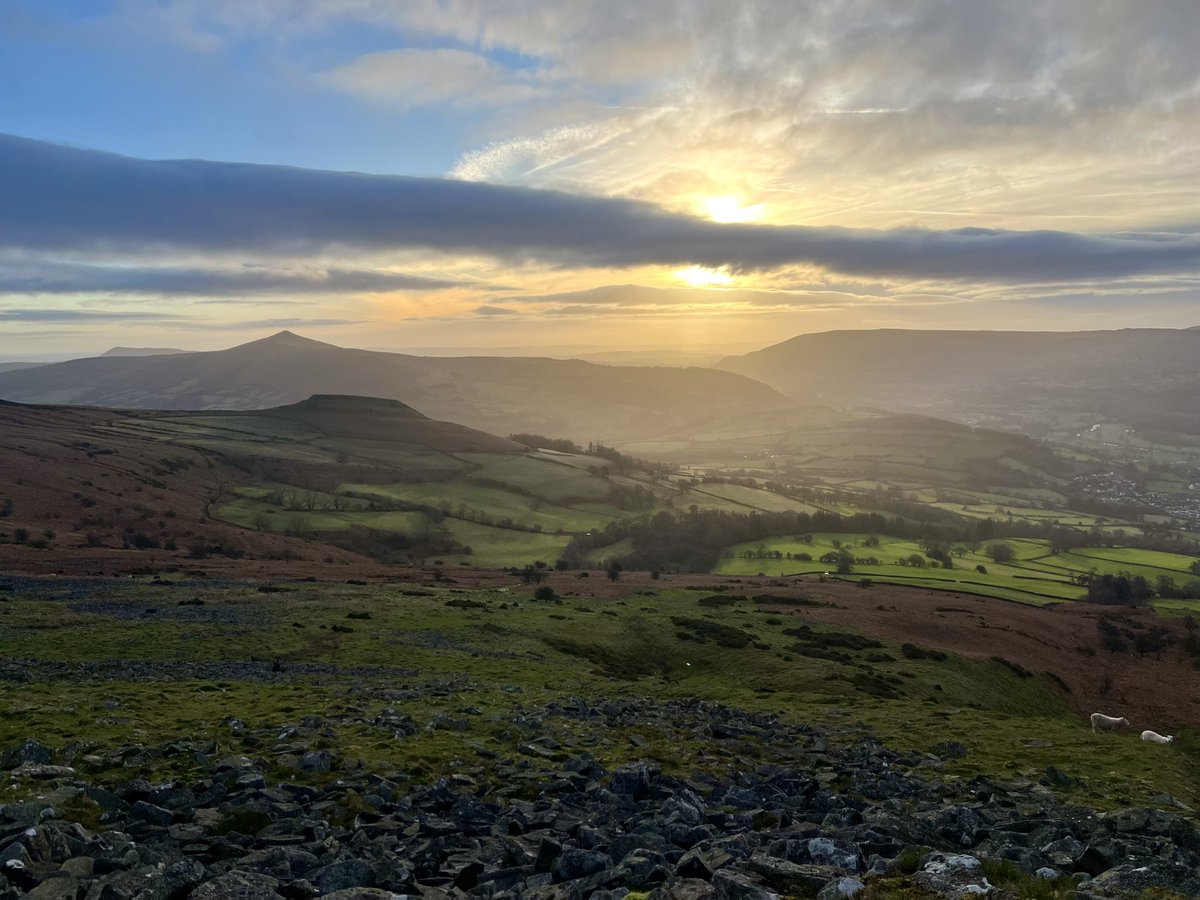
(218, 496, 430, 536)
(440, 519, 572, 567)
(715, 533, 1200, 607)
(343, 480, 616, 533)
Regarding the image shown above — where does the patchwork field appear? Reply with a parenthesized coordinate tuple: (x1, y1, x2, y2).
(716, 533, 1200, 608)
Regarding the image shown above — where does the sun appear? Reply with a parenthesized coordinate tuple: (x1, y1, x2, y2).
(675, 265, 734, 287)
(703, 196, 765, 223)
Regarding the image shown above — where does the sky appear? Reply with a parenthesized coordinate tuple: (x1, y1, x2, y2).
(3, 0, 1200, 357)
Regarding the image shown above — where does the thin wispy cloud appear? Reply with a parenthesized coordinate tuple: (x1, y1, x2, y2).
(0, 259, 475, 296)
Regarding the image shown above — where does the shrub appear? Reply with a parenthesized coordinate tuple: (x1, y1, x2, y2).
(901, 643, 947, 662)
(534, 586, 557, 601)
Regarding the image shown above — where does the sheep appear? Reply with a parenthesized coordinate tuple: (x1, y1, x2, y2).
(1090, 712, 1130, 733)
(1141, 730, 1174, 744)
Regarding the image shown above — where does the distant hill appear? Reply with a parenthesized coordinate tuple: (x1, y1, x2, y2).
(184, 394, 523, 456)
(717, 327, 1200, 435)
(0, 331, 784, 440)
(0, 362, 44, 373)
(0, 393, 527, 573)
(100, 346, 190, 357)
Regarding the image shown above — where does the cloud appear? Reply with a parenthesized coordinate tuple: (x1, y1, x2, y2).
(5, 133, 1200, 284)
(319, 48, 548, 107)
(0, 259, 473, 296)
(200, 317, 364, 330)
(0, 308, 188, 322)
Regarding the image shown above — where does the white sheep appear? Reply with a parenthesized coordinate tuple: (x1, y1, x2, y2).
(1140, 730, 1174, 744)
(1090, 712, 1130, 734)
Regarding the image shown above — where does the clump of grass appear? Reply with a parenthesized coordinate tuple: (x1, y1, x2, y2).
(901, 643, 947, 661)
(58, 794, 105, 831)
(698, 594, 745, 607)
(981, 859, 1080, 899)
(751, 594, 832, 607)
(670, 617, 754, 649)
(991, 656, 1033, 678)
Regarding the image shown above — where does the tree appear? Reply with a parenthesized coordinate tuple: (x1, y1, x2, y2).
(606, 562, 623, 582)
(835, 548, 854, 575)
(986, 543, 1015, 564)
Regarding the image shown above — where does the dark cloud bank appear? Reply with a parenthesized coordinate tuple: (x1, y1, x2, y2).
(4, 133, 1200, 282)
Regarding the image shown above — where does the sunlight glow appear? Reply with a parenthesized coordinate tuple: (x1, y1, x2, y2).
(675, 265, 734, 287)
(704, 196, 765, 223)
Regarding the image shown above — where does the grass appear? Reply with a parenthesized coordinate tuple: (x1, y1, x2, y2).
(3, 578, 1194, 813)
(342, 480, 614, 533)
(440, 519, 572, 567)
(715, 533, 1200, 608)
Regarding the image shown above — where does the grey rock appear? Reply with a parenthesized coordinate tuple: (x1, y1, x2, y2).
(711, 869, 779, 899)
(552, 848, 611, 882)
(816, 876, 865, 899)
(191, 870, 285, 899)
(1, 740, 52, 770)
(611, 762, 658, 799)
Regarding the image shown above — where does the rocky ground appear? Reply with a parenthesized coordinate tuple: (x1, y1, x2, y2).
(2, 699, 1198, 899)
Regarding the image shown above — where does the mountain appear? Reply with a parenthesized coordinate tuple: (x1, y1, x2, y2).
(100, 346, 190, 357)
(716, 327, 1200, 435)
(0, 331, 784, 440)
(0, 362, 44, 373)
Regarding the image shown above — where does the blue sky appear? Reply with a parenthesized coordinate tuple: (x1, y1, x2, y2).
(3, 1, 1200, 356)
(1, 1, 467, 174)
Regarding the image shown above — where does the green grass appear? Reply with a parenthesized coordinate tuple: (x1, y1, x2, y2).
(715, 533, 1200, 607)
(1, 579, 1195, 811)
(216, 497, 430, 535)
(343, 480, 614, 533)
(458, 453, 615, 503)
(440, 519, 572, 567)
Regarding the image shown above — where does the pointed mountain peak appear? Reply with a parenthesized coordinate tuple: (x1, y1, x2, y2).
(232, 330, 343, 352)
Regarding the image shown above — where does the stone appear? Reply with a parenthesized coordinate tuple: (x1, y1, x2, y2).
(191, 870, 285, 899)
(747, 856, 847, 893)
(649, 877, 718, 899)
(312, 858, 376, 893)
(816, 876, 865, 899)
(1, 740, 52, 770)
(26, 875, 78, 899)
(676, 845, 733, 880)
(913, 853, 995, 897)
(711, 869, 780, 899)
(930, 741, 967, 761)
(611, 762, 658, 799)
(552, 848, 612, 882)
(130, 800, 174, 827)
(10, 764, 76, 780)
(298, 751, 334, 774)
(1079, 863, 1200, 898)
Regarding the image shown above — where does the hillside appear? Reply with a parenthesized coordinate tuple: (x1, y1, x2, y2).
(100, 346, 190, 357)
(716, 327, 1200, 435)
(0, 331, 784, 441)
(0, 395, 527, 574)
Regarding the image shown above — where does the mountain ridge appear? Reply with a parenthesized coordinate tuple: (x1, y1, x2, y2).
(0, 332, 784, 441)
(716, 326, 1200, 435)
